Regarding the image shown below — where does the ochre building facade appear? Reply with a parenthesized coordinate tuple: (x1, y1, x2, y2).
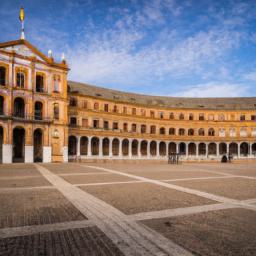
(0, 39, 256, 163)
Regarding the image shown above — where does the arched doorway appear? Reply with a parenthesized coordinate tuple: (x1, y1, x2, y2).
(252, 143, 256, 156)
(80, 136, 88, 155)
(13, 127, 25, 162)
(0, 126, 3, 163)
(68, 136, 77, 156)
(132, 140, 138, 156)
(229, 143, 238, 155)
(188, 143, 196, 155)
(240, 142, 249, 156)
(14, 98, 25, 118)
(219, 143, 227, 155)
(122, 139, 129, 156)
(179, 143, 186, 155)
(150, 141, 157, 156)
(0, 96, 4, 115)
(159, 141, 166, 156)
(34, 129, 43, 162)
(112, 138, 119, 156)
(199, 143, 206, 155)
(103, 138, 109, 156)
(208, 143, 217, 155)
(141, 140, 147, 156)
(168, 142, 176, 155)
(91, 137, 99, 155)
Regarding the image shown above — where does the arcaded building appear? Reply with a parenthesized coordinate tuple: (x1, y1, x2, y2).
(0, 38, 256, 163)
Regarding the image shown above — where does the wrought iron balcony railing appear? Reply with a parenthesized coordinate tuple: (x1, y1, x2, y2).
(0, 113, 53, 123)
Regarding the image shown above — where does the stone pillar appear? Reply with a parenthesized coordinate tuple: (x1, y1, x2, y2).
(25, 145, 33, 163)
(2, 144, 12, 163)
(138, 140, 141, 158)
(226, 142, 229, 155)
(185, 143, 189, 159)
(77, 136, 81, 157)
(176, 143, 179, 154)
(128, 139, 132, 159)
(63, 146, 68, 162)
(196, 143, 199, 158)
(99, 137, 103, 157)
(206, 143, 209, 158)
(43, 146, 52, 163)
(119, 139, 122, 158)
(147, 141, 150, 159)
(248, 142, 251, 157)
(156, 141, 160, 158)
(238, 142, 241, 158)
(216, 142, 219, 158)
(109, 137, 113, 157)
(87, 137, 92, 157)
(166, 143, 169, 157)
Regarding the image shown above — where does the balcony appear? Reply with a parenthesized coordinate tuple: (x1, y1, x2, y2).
(0, 113, 53, 123)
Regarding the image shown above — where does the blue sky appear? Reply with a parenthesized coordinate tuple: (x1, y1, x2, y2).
(1, 0, 256, 97)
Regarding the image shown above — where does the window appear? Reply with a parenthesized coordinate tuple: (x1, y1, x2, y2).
(36, 74, 44, 92)
(131, 123, 137, 132)
(53, 103, 59, 120)
(113, 105, 118, 113)
(13, 97, 25, 118)
(189, 113, 194, 120)
(34, 102, 43, 120)
(230, 128, 236, 137)
(53, 75, 60, 92)
(179, 113, 184, 120)
(179, 128, 185, 136)
(0, 96, 4, 115)
(70, 117, 77, 126)
(103, 121, 109, 129)
(199, 113, 205, 120)
(0, 67, 6, 86)
(251, 115, 256, 121)
(159, 112, 164, 119)
(123, 106, 127, 114)
(132, 108, 136, 115)
(150, 110, 155, 118)
(208, 128, 215, 136)
(141, 109, 146, 116)
(82, 118, 88, 127)
(240, 127, 247, 137)
(113, 122, 118, 130)
(150, 125, 156, 134)
(83, 100, 88, 109)
(188, 129, 194, 136)
(70, 98, 77, 107)
(230, 114, 235, 121)
(208, 114, 214, 121)
(219, 128, 225, 137)
(94, 102, 99, 110)
(169, 128, 175, 135)
(93, 120, 99, 128)
(141, 125, 146, 133)
(240, 115, 246, 121)
(159, 127, 165, 135)
(123, 123, 128, 132)
(104, 104, 109, 112)
(198, 128, 205, 136)
(218, 114, 225, 121)
(169, 112, 174, 120)
(16, 71, 25, 88)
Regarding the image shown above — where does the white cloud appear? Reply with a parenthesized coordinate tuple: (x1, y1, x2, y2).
(174, 82, 250, 97)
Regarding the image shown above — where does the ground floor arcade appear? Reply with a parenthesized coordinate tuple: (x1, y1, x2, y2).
(68, 135, 256, 161)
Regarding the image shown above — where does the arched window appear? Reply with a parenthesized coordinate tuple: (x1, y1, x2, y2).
(198, 128, 205, 136)
(150, 125, 156, 134)
(53, 75, 60, 92)
(14, 98, 25, 118)
(70, 97, 77, 107)
(179, 128, 185, 136)
(16, 71, 25, 88)
(188, 129, 194, 136)
(53, 103, 59, 120)
(179, 113, 184, 120)
(36, 74, 44, 92)
(208, 128, 215, 136)
(189, 113, 194, 120)
(141, 125, 146, 134)
(169, 128, 175, 135)
(159, 127, 165, 135)
(123, 123, 128, 132)
(218, 114, 225, 121)
(113, 105, 118, 113)
(169, 112, 174, 120)
(94, 102, 99, 110)
(34, 102, 43, 120)
(131, 123, 137, 132)
(0, 67, 6, 86)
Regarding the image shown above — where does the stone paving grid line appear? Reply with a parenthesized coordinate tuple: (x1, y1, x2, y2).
(0, 220, 94, 239)
(34, 164, 193, 256)
(83, 165, 256, 211)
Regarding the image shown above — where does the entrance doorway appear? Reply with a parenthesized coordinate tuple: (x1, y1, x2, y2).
(13, 127, 25, 162)
(34, 129, 43, 162)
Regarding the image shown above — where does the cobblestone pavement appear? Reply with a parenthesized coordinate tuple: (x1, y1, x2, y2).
(0, 162, 255, 255)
